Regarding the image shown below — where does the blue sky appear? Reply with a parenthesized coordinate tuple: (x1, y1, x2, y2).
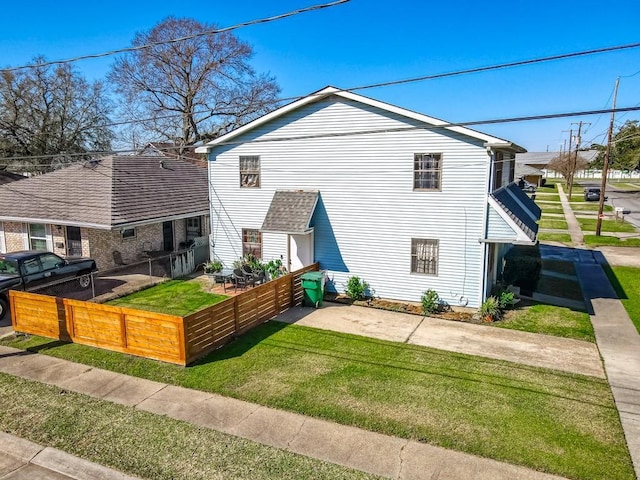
(1, 0, 639, 151)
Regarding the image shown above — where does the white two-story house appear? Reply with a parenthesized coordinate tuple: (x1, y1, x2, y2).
(196, 86, 539, 308)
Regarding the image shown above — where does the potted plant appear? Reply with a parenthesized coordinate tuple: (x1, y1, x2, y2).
(203, 260, 223, 275)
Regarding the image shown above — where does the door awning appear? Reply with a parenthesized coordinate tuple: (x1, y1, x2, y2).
(486, 183, 541, 243)
(261, 190, 319, 234)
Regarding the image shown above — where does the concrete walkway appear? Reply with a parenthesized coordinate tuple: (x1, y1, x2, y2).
(0, 345, 567, 480)
(0, 431, 141, 480)
(573, 250, 640, 478)
(557, 183, 584, 246)
(277, 303, 604, 378)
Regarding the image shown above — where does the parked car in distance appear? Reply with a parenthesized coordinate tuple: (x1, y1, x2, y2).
(0, 250, 97, 321)
(518, 178, 537, 193)
(584, 187, 607, 202)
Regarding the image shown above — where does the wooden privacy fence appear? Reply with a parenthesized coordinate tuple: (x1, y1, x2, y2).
(9, 263, 319, 366)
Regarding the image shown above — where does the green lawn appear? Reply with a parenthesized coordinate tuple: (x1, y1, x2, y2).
(604, 266, 640, 334)
(577, 218, 637, 233)
(3, 324, 633, 480)
(498, 304, 593, 342)
(584, 235, 640, 247)
(538, 232, 572, 244)
(537, 204, 565, 214)
(539, 218, 569, 230)
(0, 374, 377, 480)
(608, 181, 640, 191)
(570, 203, 614, 212)
(107, 279, 227, 316)
(535, 194, 561, 202)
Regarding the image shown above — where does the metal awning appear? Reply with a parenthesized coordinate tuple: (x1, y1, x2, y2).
(261, 190, 319, 234)
(486, 183, 541, 243)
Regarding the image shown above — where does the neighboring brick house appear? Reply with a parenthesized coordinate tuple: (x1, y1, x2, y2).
(0, 156, 209, 269)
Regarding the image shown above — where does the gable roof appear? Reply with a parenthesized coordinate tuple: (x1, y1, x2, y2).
(261, 191, 319, 234)
(0, 156, 208, 229)
(196, 86, 525, 153)
(516, 150, 599, 167)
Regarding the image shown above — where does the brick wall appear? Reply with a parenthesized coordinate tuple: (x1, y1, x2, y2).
(88, 223, 163, 269)
(51, 225, 66, 257)
(4, 222, 26, 252)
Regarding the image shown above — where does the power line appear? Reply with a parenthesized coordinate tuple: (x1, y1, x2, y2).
(3, 105, 640, 166)
(9, 39, 640, 141)
(0, 1, 350, 73)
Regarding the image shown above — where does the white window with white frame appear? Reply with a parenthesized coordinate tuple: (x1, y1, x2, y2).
(414, 153, 442, 190)
(28, 223, 48, 250)
(411, 238, 439, 275)
(239, 156, 260, 188)
(0, 222, 5, 253)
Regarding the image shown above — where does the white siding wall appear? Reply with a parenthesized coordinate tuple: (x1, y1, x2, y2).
(208, 98, 491, 307)
(486, 207, 517, 241)
(0, 222, 4, 253)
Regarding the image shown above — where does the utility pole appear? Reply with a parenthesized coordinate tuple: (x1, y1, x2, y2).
(563, 128, 573, 195)
(568, 121, 590, 199)
(596, 77, 620, 236)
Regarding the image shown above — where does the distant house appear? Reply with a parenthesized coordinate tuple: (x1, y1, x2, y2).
(196, 86, 539, 308)
(138, 142, 207, 168)
(516, 150, 601, 182)
(0, 156, 209, 269)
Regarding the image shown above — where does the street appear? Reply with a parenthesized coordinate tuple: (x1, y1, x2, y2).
(580, 181, 640, 230)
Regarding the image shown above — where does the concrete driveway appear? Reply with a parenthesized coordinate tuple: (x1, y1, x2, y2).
(277, 302, 605, 378)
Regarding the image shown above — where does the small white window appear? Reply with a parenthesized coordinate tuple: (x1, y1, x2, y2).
(29, 223, 48, 250)
(239, 156, 260, 188)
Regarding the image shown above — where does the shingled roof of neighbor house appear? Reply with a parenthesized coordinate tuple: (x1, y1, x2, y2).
(261, 190, 319, 234)
(0, 170, 26, 186)
(0, 156, 209, 229)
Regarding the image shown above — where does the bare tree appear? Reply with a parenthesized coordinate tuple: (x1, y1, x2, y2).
(547, 152, 589, 199)
(108, 17, 280, 152)
(0, 58, 113, 174)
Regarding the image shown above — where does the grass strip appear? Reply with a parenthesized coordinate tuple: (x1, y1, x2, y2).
(498, 304, 594, 342)
(0, 373, 378, 480)
(603, 265, 640, 334)
(577, 218, 637, 233)
(584, 235, 640, 247)
(3, 323, 633, 480)
(569, 203, 613, 212)
(539, 218, 568, 230)
(534, 194, 561, 202)
(538, 232, 572, 244)
(107, 279, 227, 316)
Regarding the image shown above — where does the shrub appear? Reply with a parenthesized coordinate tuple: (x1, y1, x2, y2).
(345, 276, 369, 301)
(265, 259, 284, 279)
(479, 296, 503, 322)
(497, 291, 515, 310)
(421, 289, 441, 314)
(203, 260, 223, 273)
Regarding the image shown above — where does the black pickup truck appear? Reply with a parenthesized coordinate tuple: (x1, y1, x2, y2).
(0, 250, 97, 321)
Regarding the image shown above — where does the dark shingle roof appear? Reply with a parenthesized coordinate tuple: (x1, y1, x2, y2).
(0, 156, 208, 228)
(0, 171, 26, 185)
(491, 183, 540, 242)
(261, 191, 319, 234)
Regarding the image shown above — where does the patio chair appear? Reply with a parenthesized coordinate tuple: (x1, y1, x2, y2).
(241, 264, 258, 287)
(232, 268, 248, 292)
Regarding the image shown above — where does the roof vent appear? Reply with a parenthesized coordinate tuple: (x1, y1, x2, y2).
(83, 159, 101, 168)
(160, 159, 166, 169)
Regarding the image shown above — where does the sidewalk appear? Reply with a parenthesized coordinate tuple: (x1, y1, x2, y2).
(557, 183, 584, 246)
(573, 250, 640, 477)
(0, 345, 566, 480)
(0, 431, 141, 480)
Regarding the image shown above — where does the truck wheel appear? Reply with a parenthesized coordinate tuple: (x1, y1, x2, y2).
(78, 274, 91, 289)
(0, 297, 8, 321)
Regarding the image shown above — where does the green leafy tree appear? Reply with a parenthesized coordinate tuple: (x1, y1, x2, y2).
(0, 58, 113, 173)
(109, 17, 280, 153)
(593, 120, 640, 171)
